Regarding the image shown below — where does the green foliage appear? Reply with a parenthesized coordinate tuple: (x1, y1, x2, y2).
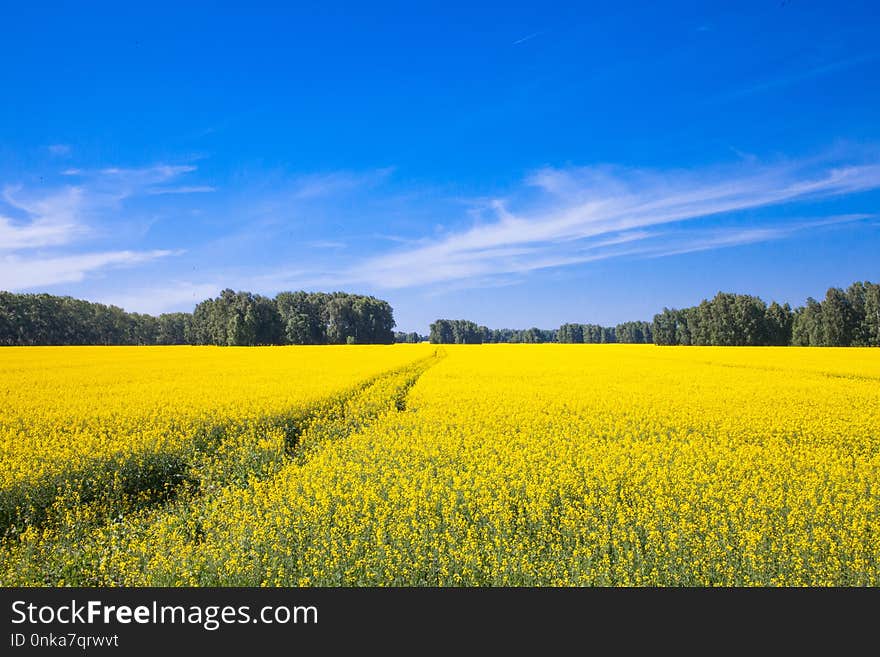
(429, 319, 484, 344)
(615, 321, 654, 344)
(394, 331, 425, 343)
(0, 291, 192, 346)
(192, 290, 395, 346)
(429, 320, 558, 344)
(4, 281, 878, 348)
(0, 289, 396, 346)
(790, 283, 880, 347)
(429, 281, 878, 347)
(276, 291, 327, 345)
(428, 320, 650, 345)
(654, 292, 787, 346)
(190, 289, 282, 346)
(655, 282, 879, 347)
(557, 323, 619, 344)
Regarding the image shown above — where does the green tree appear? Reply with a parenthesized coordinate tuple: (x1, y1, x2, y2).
(793, 298, 824, 346)
(653, 309, 679, 345)
(765, 302, 793, 346)
(429, 320, 454, 344)
(276, 291, 325, 344)
(821, 287, 855, 347)
(861, 282, 880, 346)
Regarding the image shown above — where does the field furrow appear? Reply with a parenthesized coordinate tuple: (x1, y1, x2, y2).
(2, 344, 879, 586)
(0, 345, 436, 539)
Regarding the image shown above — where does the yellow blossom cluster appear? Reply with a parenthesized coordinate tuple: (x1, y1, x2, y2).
(2, 344, 878, 586)
(0, 345, 435, 537)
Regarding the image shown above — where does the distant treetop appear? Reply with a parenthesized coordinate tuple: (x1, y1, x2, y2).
(2, 280, 877, 347)
(0, 289, 396, 346)
(428, 281, 879, 347)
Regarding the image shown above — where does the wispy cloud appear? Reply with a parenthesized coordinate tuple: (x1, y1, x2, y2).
(305, 240, 346, 249)
(512, 30, 546, 46)
(712, 52, 879, 103)
(93, 165, 198, 199)
(1, 185, 87, 249)
(47, 144, 71, 156)
(99, 280, 221, 315)
(0, 163, 202, 290)
(0, 249, 178, 291)
(290, 167, 394, 200)
(146, 185, 216, 195)
(98, 165, 194, 177)
(640, 214, 872, 259)
(1, 164, 203, 252)
(327, 157, 880, 289)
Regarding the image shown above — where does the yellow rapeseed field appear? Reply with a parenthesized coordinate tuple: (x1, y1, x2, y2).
(2, 344, 878, 586)
(0, 345, 436, 540)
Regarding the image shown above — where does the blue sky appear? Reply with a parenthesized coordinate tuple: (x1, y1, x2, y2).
(1, 1, 878, 332)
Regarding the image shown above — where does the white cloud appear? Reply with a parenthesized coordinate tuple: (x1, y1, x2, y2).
(99, 281, 221, 315)
(47, 144, 71, 156)
(1, 185, 87, 250)
(1, 163, 204, 253)
(305, 240, 346, 249)
(512, 30, 546, 46)
(290, 167, 394, 200)
(146, 185, 216, 195)
(711, 52, 880, 104)
(0, 250, 177, 291)
(336, 158, 880, 289)
(641, 214, 871, 258)
(89, 165, 199, 203)
(99, 165, 195, 179)
(0, 214, 82, 250)
(0, 163, 202, 290)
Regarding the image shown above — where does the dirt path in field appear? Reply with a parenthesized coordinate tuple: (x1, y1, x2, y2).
(0, 350, 444, 541)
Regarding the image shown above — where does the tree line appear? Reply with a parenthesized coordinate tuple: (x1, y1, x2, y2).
(558, 321, 654, 344)
(790, 282, 880, 346)
(3, 280, 877, 347)
(0, 291, 191, 346)
(429, 320, 552, 344)
(428, 281, 879, 347)
(0, 289, 396, 346)
(394, 331, 427, 343)
(654, 282, 879, 346)
(428, 319, 652, 345)
(653, 295, 794, 346)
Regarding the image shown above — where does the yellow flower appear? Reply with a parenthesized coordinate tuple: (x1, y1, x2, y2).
(1, 344, 878, 586)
